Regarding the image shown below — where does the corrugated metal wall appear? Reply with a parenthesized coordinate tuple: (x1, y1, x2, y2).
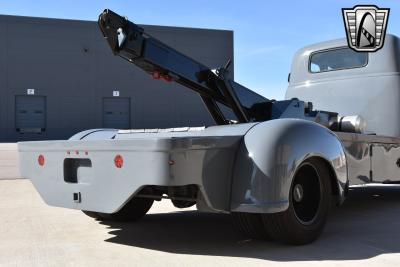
(0, 15, 233, 141)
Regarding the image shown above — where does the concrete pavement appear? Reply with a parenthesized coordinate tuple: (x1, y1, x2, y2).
(0, 143, 21, 179)
(1, 144, 400, 266)
(0, 179, 400, 267)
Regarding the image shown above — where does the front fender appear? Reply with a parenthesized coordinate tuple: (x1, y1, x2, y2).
(230, 119, 347, 213)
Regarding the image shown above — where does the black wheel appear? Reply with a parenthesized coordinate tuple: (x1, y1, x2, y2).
(261, 158, 332, 245)
(231, 212, 271, 240)
(171, 199, 196, 208)
(97, 197, 154, 222)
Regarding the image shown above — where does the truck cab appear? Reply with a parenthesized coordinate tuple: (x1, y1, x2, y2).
(286, 34, 400, 137)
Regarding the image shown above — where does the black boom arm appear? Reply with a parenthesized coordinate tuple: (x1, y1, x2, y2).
(98, 9, 271, 124)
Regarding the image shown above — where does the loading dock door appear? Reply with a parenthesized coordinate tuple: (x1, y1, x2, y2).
(15, 96, 46, 133)
(103, 98, 130, 129)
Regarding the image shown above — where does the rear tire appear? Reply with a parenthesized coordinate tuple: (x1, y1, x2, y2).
(231, 212, 271, 240)
(171, 199, 196, 208)
(84, 197, 154, 222)
(261, 158, 332, 245)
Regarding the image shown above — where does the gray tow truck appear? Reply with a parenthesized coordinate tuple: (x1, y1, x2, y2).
(18, 9, 400, 245)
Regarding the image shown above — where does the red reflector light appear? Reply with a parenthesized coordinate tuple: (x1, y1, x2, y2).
(38, 155, 45, 166)
(114, 155, 124, 168)
(152, 71, 161, 80)
(152, 71, 172, 83)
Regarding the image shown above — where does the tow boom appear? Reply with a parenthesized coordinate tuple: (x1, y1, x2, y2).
(98, 9, 345, 130)
(98, 9, 271, 124)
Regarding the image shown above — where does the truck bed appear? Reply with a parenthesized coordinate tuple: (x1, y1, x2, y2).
(18, 123, 256, 214)
(337, 132, 400, 185)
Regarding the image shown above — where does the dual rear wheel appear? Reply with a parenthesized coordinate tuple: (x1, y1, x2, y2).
(232, 158, 332, 245)
(83, 158, 332, 245)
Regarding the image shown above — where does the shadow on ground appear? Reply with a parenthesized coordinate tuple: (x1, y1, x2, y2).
(100, 186, 400, 261)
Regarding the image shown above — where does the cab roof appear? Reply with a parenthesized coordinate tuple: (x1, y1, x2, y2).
(289, 34, 400, 85)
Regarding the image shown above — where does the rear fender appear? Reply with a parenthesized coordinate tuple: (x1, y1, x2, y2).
(230, 119, 347, 213)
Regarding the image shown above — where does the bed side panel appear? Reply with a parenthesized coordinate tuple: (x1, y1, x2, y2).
(340, 139, 371, 185)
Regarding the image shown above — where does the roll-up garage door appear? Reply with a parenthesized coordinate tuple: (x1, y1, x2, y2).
(15, 96, 46, 133)
(103, 97, 130, 129)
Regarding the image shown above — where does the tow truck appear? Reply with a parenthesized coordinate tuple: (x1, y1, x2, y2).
(18, 9, 400, 245)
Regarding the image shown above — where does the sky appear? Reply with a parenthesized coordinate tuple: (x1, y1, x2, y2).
(1, 0, 399, 100)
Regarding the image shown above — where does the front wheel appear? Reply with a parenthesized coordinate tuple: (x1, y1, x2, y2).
(262, 158, 332, 245)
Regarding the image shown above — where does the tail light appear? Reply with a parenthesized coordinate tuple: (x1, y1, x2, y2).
(38, 155, 45, 166)
(114, 155, 124, 168)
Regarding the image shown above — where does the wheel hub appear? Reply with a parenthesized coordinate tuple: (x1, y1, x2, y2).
(292, 163, 322, 225)
(293, 184, 304, 202)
